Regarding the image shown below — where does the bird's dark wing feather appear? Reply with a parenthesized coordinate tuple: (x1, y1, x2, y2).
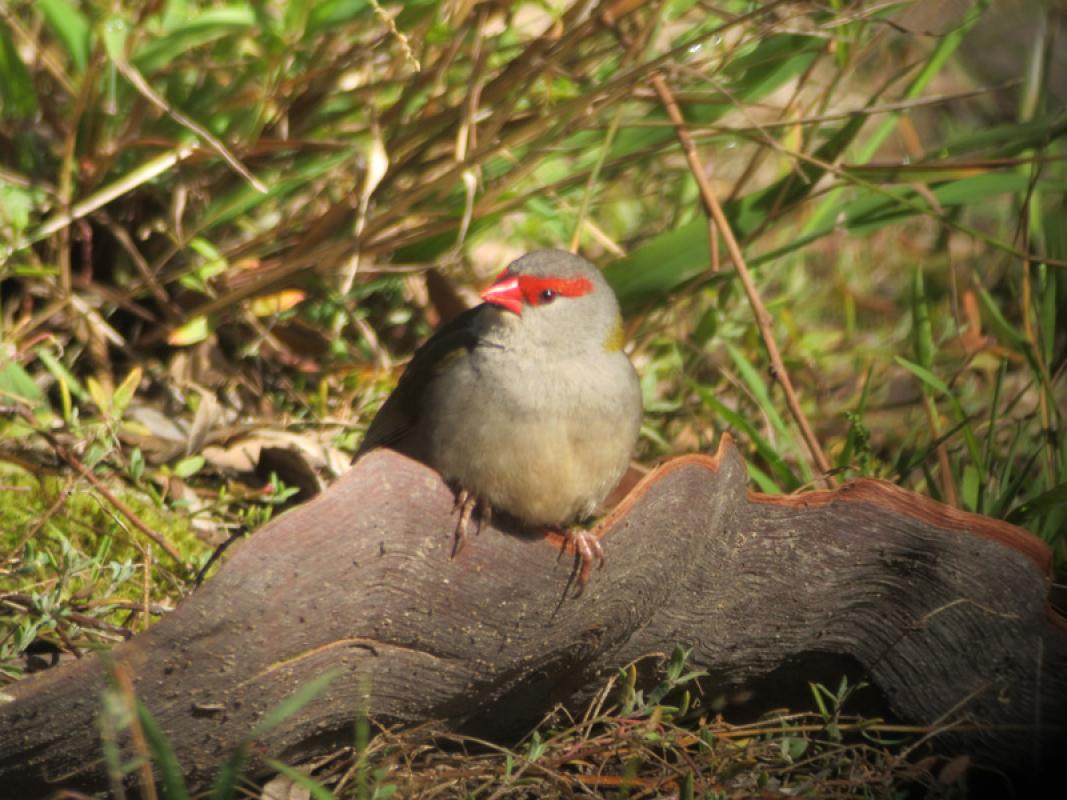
(354, 305, 485, 459)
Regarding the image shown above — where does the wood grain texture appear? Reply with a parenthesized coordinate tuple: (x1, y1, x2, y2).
(1, 435, 1063, 793)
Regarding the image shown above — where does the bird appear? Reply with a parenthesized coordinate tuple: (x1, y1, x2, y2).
(355, 249, 642, 591)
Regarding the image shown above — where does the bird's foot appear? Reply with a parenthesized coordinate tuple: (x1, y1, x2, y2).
(451, 489, 491, 557)
(560, 527, 605, 596)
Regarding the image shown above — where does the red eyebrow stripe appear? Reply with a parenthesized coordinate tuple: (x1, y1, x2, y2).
(516, 275, 593, 306)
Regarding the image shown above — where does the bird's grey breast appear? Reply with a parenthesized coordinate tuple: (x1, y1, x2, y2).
(461, 340, 634, 422)
(426, 340, 639, 505)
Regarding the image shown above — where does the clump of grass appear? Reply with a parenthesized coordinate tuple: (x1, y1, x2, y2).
(2, 1, 1062, 549)
(217, 648, 972, 799)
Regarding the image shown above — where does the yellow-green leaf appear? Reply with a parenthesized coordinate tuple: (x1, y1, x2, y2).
(168, 316, 213, 346)
(249, 290, 305, 317)
(112, 367, 143, 418)
(87, 376, 112, 414)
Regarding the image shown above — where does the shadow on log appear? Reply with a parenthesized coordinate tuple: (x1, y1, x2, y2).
(1, 435, 1064, 794)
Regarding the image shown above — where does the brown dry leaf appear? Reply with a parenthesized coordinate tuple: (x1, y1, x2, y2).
(958, 289, 990, 354)
(123, 405, 191, 463)
(261, 774, 310, 800)
(186, 388, 224, 457)
(201, 428, 349, 478)
(269, 318, 333, 360)
(938, 754, 971, 785)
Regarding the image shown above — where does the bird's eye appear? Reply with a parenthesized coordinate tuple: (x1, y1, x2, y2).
(539, 289, 556, 303)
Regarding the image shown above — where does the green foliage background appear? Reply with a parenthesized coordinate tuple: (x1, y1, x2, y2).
(0, 0, 1065, 794)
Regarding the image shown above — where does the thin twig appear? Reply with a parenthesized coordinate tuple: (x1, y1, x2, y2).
(95, 210, 180, 320)
(112, 663, 159, 800)
(603, 10, 835, 485)
(141, 542, 152, 633)
(19, 144, 198, 249)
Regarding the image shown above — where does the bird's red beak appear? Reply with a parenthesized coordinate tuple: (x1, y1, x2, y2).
(480, 270, 524, 315)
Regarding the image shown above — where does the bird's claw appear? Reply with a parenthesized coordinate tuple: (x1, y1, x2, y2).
(562, 528, 605, 596)
(452, 489, 490, 557)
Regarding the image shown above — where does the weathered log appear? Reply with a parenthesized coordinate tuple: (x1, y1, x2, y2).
(1, 435, 1064, 794)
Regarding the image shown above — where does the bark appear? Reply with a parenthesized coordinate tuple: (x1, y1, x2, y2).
(1, 435, 1064, 794)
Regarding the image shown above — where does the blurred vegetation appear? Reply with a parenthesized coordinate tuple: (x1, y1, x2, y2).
(118, 646, 975, 799)
(0, 0, 1064, 794)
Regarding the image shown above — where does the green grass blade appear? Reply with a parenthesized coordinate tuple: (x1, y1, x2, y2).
(975, 286, 1028, 350)
(896, 356, 985, 470)
(894, 356, 949, 396)
(0, 358, 47, 409)
(251, 669, 340, 738)
(0, 25, 38, 118)
(133, 6, 258, 74)
(940, 109, 1067, 158)
(909, 267, 934, 369)
(723, 34, 824, 104)
(307, 0, 373, 34)
(745, 461, 782, 494)
(979, 360, 1008, 513)
(1007, 482, 1067, 525)
(211, 742, 249, 800)
(725, 342, 793, 445)
(692, 380, 800, 491)
(802, 0, 988, 235)
(137, 701, 190, 800)
(38, 0, 91, 73)
(36, 347, 89, 402)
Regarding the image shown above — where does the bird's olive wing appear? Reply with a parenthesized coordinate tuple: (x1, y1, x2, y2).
(354, 305, 484, 458)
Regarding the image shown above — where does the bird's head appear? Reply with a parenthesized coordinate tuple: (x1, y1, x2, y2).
(479, 250, 625, 355)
